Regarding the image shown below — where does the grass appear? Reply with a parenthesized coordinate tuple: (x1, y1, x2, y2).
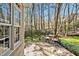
(60, 36, 79, 44)
(25, 35, 47, 42)
(59, 36, 79, 55)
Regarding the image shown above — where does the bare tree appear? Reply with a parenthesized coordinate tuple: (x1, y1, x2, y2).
(74, 3, 78, 31)
(54, 3, 62, 38)
(30, 3, 34, 40)
(48, 3, 50, 34)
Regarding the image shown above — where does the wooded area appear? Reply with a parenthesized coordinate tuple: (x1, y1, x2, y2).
(25, 3, 79, 39)
(24, 3, 79, 56)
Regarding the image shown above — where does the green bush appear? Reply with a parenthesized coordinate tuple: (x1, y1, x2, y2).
(60, 36, 79, 55)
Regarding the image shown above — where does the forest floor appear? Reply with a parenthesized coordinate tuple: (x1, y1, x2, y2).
(24, 40, 75, 56)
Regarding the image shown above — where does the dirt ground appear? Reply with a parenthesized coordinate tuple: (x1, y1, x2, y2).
(24, 41, 75, 56)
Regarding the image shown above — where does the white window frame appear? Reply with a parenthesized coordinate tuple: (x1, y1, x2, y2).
(14, 4, 21, 27)
(0, 3, 23, 56)
(0, 3, 11, 55)
(14, 4, 21, 47)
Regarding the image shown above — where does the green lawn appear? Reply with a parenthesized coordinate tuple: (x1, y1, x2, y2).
(60, 36, 79, 55)
(25, 35, 47, 42)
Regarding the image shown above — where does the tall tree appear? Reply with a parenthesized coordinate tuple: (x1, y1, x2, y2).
(41, 3, 43, 30)
(74, 3, 78, 31)
(30, 3, 34, 40)
(54, 3, 62, 38)
(65, 4, 70, 36)
(48, 3, 50, 34)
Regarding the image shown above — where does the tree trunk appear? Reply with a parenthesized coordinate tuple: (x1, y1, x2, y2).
(30, 3, 34, 40)
(54, 3, 62, 38)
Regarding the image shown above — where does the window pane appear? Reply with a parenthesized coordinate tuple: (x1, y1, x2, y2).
(0, 26, 10, 54)
(7, 4, 11, 23)
(2, 4, 7, 21)
(15, 27, 19, 43)
(0, 9, 1, 18)
(14, 7, 20, 25)
(0, 3, 11, 24)
(5, 26, 9, 37)
(0, 26, 4, 38)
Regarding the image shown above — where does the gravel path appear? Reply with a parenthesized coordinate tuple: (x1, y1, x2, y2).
(24, 41, 75, 56)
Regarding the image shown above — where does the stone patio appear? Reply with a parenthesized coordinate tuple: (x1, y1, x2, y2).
(24, 41, 75, 56)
